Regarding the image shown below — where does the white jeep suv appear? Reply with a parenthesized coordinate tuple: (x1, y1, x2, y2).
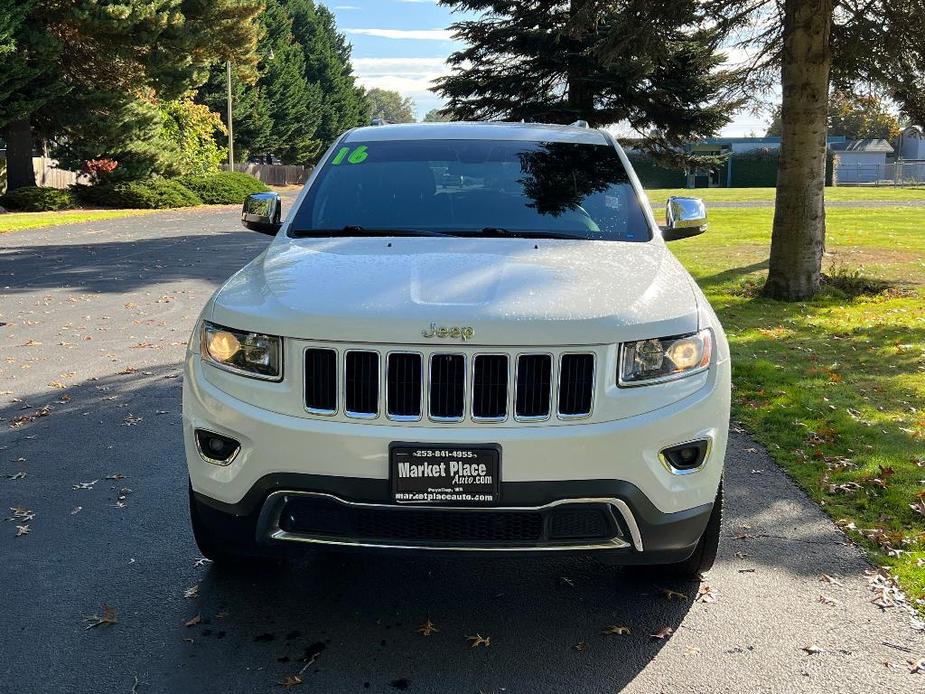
(183, 122, 730, 577)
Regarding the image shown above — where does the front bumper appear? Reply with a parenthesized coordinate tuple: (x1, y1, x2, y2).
(192, 474, 714, 563)
(184, 349, 727, 562)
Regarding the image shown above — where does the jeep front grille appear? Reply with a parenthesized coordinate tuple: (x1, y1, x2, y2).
(302, 346, 595, 423)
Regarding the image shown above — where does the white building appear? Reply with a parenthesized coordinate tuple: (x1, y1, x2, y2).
(831, 139, 894, 184)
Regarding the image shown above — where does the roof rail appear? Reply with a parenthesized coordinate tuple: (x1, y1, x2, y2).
(570, 120, 590, 129)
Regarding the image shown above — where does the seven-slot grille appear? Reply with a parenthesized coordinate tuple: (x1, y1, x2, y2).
(303, 349, 595, 422)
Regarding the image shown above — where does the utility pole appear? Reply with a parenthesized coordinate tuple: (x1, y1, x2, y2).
(226, 60, 234, 169)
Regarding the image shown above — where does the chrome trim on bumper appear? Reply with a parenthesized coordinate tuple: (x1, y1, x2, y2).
(258, 491, 644, 553)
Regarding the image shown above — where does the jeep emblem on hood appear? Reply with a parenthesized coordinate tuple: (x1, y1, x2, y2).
(422, 322, 474, 341)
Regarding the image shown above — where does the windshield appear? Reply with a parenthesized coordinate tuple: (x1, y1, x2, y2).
(289, 138, 651, 241)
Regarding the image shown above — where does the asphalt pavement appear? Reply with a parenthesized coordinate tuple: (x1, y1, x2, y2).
(1, 200, 923, 693)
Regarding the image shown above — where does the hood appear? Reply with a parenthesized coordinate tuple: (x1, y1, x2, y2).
(210, 236, 699, 346)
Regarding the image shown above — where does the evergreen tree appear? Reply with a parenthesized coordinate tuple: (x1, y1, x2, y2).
(435, 1, 740, 159)
(196, 64, 275, 162)
(259, 0, 322, 164)
(0, 0, 262, 191)
(288, 1, 369, 146)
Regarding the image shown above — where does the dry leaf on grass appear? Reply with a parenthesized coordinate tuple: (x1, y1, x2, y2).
(466, 633, 491, 648)
(84, 605, 118, 629)
(417, 619, 438, 636)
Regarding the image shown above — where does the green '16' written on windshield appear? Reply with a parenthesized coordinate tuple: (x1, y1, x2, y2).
(331, 145, 368, 165)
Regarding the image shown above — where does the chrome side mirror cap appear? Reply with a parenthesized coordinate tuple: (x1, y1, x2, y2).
(662, 196, 707, 241)
(242, 192, 282, 235)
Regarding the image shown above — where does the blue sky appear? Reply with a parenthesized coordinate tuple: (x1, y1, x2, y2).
(325, 1, 768, 135)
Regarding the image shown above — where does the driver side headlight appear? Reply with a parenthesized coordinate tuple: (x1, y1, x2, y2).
(619, 329, 712, 386)
(200, 322, 282, 381)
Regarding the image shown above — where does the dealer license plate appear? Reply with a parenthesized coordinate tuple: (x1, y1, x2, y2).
(390, 444, 501, 505)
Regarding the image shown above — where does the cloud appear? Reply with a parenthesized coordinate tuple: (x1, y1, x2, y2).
(352, 57, 449, 96)
(344, 28, 454, 40)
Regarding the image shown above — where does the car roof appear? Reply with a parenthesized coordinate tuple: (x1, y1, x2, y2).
(342, 121, 610, 145)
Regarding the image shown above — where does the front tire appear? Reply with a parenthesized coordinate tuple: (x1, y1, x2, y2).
(664, 481, 723, 579)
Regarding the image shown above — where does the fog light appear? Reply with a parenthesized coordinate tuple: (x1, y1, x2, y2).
(195, 429, 240, 465)
(659, 440, 709, 472)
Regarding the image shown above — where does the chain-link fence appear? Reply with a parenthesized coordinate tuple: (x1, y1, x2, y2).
(833, 160, 925, 186)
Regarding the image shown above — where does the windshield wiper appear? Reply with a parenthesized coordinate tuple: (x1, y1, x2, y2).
(291, 225, 455, 238)
(474, 227, 583, 240)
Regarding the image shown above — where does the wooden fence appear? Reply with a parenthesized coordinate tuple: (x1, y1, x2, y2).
(222, 163, 310, 186)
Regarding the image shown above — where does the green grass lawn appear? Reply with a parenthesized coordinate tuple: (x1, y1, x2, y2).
(646, 186, 925, 203)
(670, 207, 925, 605)
(0, 208, 154, 234)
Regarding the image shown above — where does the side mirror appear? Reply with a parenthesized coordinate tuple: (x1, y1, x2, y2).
(662, 196, 707, 241)
(242, 192, 282, 235)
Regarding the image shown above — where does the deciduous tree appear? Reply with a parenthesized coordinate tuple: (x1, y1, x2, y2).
(367, 88, 416, 124)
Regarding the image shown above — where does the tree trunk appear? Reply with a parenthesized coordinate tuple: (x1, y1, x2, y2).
(566, 0, 593, 122)
(763, 0, 834, 301)
(3, 118, 37, 192)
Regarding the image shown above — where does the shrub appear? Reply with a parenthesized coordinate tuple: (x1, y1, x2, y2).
(0, 186, 77, 211)
(176, 171, 270, 205)
(73, 179, 202, 209)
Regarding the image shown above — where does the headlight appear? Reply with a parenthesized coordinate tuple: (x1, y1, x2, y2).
(619, 329, 712, 386)
(200, 322, 282, 380)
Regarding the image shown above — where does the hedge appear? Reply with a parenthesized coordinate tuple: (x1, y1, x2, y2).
(176, 171, 269, 204)
(74, 179, 202, 209)
(0, 186, 77, 211)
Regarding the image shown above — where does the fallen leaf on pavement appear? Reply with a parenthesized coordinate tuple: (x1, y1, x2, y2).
(184, 584, 199, 599)
(84, 605, 118, 629)
(72, 480, 98, 490)
(820, 573, 844, 587)
(8, 472, 26, 480)
(574, 641, 588, 651)
(417, 619, 438, 636)
(802, 644, 823, 655)
(909, 657, 925, 674)
(466, 633, 491, 648)
(278, 675, 303, 688)
(650, 627, 673, 640)
(818, 594, 840, 607)
(184, 614, 201, 627)
(697, 585, 717, 603)
(602, 625, 630, 636)
(661, 588, 688, 602)
(71, 506, 82, 514)
(16, 524, 30, 536)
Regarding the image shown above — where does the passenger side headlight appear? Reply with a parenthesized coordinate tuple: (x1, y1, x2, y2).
(200, 322, 282, 381)
(619, 329, 712, 386)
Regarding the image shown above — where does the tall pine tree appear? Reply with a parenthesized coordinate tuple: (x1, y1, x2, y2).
(435, 1, 741, 159)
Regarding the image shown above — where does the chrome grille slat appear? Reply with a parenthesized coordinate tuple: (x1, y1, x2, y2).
(472, 354, 508, 421)
(304, 348, 337, 414)
(558, 353, 595, 417)
(304, 347, 594, 423)
(429, 354, 465, 421)
(515, 354, 552, 420)
(345, 350, 379, 418)
(387, 352, 423, 420)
